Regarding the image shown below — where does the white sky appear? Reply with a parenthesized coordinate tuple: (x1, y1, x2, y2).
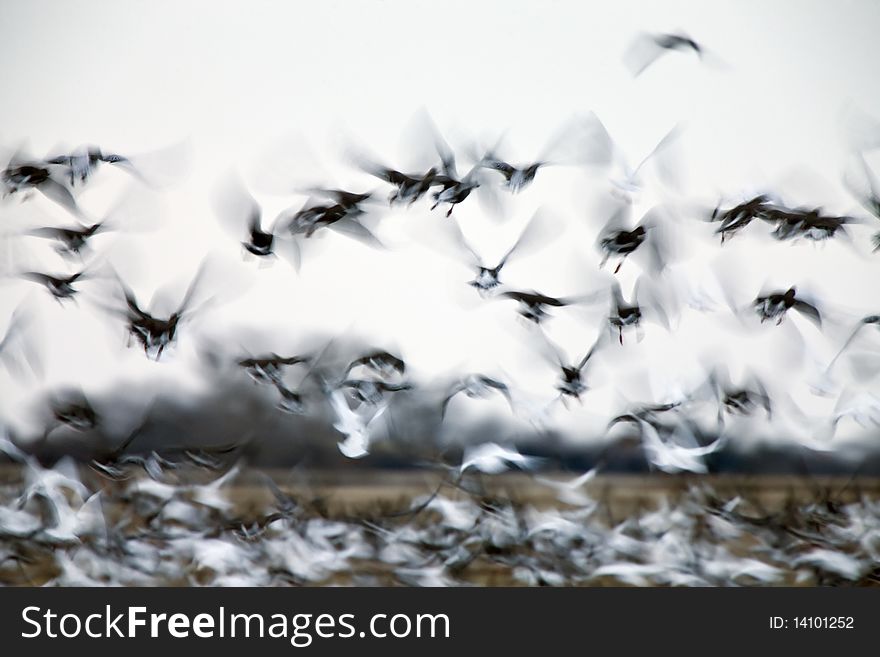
(2, 0, 880, 451)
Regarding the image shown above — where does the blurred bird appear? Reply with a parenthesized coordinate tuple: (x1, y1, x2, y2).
(353, 154, 439, 206)
(27, 222, 107, 259)
(213, 171, 300, 266)
(0, 304, 42, 377)
(535, 332, 605, 403)
(325, 384, 389, 459)
(609, 409, 723, 474)
(596, 205, 669, 274)
(623, 31, 704, 77)
(45, 145, 135, 187)
(18, 269, 94, 304)
(441, 374, 514, 418)
(827, 315, 880, 372)
(843, 151, 880, 251)
(237, 353, 310, 386)
(442, 210, 557, 294)
(498, 290, 575, 324)
(753, 287, 822, 327)
(701, 365, 772, 432)
(344, 350, 407, 381)
(110, 260, 214, 359)
(2, 155, 80, 217)
(459, 442, 540, 474)
(279, 188, 380, 249)
(429, 132, 483, 217)
(710, 195, 775, 243)
(762, 206, 858, 243)
(340, 378, 412, 407)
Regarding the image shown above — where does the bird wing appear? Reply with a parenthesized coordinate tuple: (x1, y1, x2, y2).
(792, 299, 822, 327)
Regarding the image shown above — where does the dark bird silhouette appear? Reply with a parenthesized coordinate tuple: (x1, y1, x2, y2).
(2, 156, 80, 217)
(443, 210, 556, 294)
(596, 205, 668, 274)
(537, 332, 605, 403)
(753, 286, 822, 327)
(213, 171, 300, 266)
(702, 365, 772, 432)
(18, 269, 93, 303)
(594, 275, 673, 345)
(762, 207, 858, 242)
(498, 290, 574, 324)
(279, 188, 380, 249)
(340, 378, 412, 406)
(27, 222, 106, 258)
(710, 195, 775, 243)
(344, 350, 406, 380)
(237, 353, 311, 386)
(45, 145, 135, 187)
(355, 155, 439, 206)
(111, 261, 213, 359)
(429, 133, 482, 217)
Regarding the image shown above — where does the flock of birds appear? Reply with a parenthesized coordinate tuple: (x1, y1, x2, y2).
(1, 28, 880, 586)
(2, 436, 880, 586)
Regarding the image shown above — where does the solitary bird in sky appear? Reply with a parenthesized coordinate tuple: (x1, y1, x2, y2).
(623, 31, 705, 77)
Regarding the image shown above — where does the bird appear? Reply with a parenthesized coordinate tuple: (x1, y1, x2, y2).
(273, 381, 308, 415)
(2, 157, 80, 217)
(479, 158, 544, 194)
(827, 315, 880, 372)
(429, 132, 483, 218)
(623, 31, 704, 77)
(339, 378, 412, 407)
(354, 155, 439, 206)
(534, 467, 601, 506)
(604, 277, 671, 345)
(761, 207, 858, 243)
(45, 145, 135, 187)
(498, 290, 574, 324)
(753, 287, 822, 327)
(596, 205, 669, 275)
(441, 374, 514, 418)
(442, 210, 557, 294)
(26, 222, 107, 258)
(324, 384, 389, 459)
(0, 304, 41, 377)
(110, 261, 213, 359)
(459, 442, 540, 475)
(609, 409, 723, 474)
(278, 188, 381, 249)
(701, 365, 772, 433)
(212, 171, 300, 266)
(843, 151, 880, 251)
(18, 269, 92, 303)
(535, 331, 606, 402)
(343, 350, 407, 381)
(237, 353, 311, 386)
(710, 195, 776, 243)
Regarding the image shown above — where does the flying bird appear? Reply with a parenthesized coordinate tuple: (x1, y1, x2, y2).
(212, 171, 300, 266)
(623, 31, 704, 77)
(753, 287, 822, 327)
(441, 374, 515, 418)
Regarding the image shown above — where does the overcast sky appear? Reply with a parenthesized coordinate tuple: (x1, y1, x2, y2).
(2, 0, 879, 453)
